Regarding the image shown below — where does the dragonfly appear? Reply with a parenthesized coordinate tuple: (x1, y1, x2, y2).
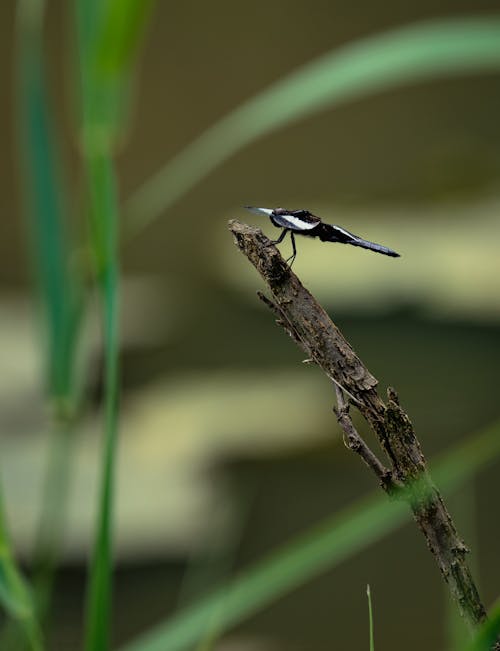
(244, 206, 400, 265)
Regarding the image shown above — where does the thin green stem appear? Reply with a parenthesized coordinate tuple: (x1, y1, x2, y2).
(75, 1, 152, 647)
(367, 585, 374, 651)
(83, 153, 120, 651)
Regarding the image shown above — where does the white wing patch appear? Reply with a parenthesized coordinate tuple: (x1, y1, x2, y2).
(280, 214, 318, 230)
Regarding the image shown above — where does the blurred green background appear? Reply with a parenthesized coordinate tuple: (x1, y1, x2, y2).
(1, 0, 500, 650)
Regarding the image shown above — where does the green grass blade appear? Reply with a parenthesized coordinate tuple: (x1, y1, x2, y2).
(124, 16, 500, 236)
(120, 421, 500, 651)
(367, 585, 374, 651)
(16, 0, 82, 405)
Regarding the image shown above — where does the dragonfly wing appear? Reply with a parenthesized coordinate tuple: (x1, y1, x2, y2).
(244, 206, 273, 217)
(272, 212, 319, 231)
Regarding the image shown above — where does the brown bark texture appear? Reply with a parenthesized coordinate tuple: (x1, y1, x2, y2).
(229, 219, 493, 640)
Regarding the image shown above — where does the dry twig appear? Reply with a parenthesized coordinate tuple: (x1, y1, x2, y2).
(229, 219, 493, 639)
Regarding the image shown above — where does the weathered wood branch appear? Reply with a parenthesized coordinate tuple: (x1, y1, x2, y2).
(229, 219, 491, 637)
(334, 385, 394, 490)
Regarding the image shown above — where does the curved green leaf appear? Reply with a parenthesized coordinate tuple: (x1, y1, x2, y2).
(121, 420, 500, 651)
(125, 16, 500, 236)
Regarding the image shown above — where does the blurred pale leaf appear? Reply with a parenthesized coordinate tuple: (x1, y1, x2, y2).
(1, 370, 331, 559)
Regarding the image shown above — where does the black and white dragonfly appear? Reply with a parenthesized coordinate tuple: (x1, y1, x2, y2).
(245, 206, 400, 265)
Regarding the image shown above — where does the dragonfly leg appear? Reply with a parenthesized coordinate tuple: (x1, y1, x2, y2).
(285, 232, 297, 266)
(268, 228, 288, 245)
